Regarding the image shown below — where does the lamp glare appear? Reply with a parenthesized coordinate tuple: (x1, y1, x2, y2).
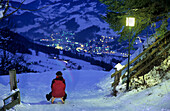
(126, 17, 135, 27)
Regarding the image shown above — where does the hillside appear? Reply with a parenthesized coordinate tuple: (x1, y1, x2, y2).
(0, 29, 114, 74)
(0, 52, 169, 111)
(0, 28, 60, 55)
(6, 0, 116, 43)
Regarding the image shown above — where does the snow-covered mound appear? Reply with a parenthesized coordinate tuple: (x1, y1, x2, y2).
(115, 56, 170, 93)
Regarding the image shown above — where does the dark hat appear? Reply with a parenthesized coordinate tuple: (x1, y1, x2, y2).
(56, 71, 62, 75)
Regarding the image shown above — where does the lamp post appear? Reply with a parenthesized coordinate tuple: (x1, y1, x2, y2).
(126, 17, 135, 91)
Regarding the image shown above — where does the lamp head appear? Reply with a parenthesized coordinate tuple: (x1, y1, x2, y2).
(126, 17, 135, 27)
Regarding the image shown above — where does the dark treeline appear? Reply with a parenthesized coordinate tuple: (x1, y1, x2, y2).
(63, 50, 114, 71)
(0, 28, 60, 75)
(0, 28, 60, 55)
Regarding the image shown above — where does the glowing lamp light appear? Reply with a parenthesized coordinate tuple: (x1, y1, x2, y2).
(126, 17, 135, 27)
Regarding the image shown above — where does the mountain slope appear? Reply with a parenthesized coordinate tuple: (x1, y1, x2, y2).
(0, 28, 59, 55)
(7, 0, 116, 43)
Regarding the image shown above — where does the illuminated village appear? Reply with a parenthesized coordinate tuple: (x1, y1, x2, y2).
(39, 31, 142, 58)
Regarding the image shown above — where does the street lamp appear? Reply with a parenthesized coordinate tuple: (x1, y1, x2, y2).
(126, 17, 135, 91)
(126, 17, 135, 27)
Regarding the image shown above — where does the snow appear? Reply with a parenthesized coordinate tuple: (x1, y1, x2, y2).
(58, 7, 67, 14)
(114, 63, 124, 71)
(21, 49, 103, 72)
(0, 50, 170, 111)
(0, 10, 4, 18)
(11, 0, 36, 4)
(49, 0, 62, 2)
(15, 23, 41, 33)
(10, 0, 117, 40)
(67, 4, 86, 13)
(11, 89, 20, 95)
(0, 10, 3, 19)
(143, 36, 156, 49)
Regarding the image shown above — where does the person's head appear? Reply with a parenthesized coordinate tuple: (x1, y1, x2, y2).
(56, 71, 62, 77)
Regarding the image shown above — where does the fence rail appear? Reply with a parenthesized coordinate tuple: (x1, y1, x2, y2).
(111, 31, 170, 95)
(0, 69, 20, 111)
(0, 91, 20, 111)
(0, 91, 21, 111)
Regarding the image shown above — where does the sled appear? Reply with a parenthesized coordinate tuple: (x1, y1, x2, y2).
(51, 97, 65, 104)
(46, 94, 65, 104)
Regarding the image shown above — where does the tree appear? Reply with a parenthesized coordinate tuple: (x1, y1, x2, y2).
(99, 0, 170, 43)
(0, 28, 22, 75)
(0, 0, 26, 21)
(0, 28, 11, 74)
(100, 0, 170, 91)
(0, 0, 22, 74)
(0, 0, 55, 75)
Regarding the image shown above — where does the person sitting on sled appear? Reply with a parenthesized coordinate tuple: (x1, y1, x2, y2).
(46, 71, 67, 103)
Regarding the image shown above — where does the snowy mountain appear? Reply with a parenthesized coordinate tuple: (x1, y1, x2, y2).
(7, 0, 116, 43)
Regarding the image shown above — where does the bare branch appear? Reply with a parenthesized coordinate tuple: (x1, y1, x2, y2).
(0, 0, 25, 20)
(3, 0, 9, 16)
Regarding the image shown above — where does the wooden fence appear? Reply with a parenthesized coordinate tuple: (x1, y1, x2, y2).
(0, 69, 21, 111)
(0, 91, 21, 111)
(111, 31, 170, 96)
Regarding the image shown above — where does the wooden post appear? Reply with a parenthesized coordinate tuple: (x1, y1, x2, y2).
(9, 69, 18, 101)
(18, 91, 21, 104)
(112, 68, 121, 96)
(9, 69, 17, 91)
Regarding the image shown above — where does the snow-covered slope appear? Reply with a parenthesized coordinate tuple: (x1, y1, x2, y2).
(22, 49, 103, 72)
(0, 51, 170, 111)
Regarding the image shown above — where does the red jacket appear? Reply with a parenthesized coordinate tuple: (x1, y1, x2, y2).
(51, 76, 66, 98)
